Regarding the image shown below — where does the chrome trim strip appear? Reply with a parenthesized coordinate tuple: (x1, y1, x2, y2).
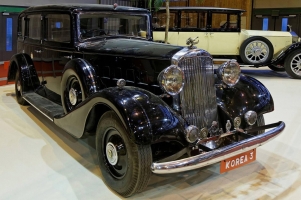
(0, 77, 7, 81)
(22, 96, 54, 122)
(151, 121, 285, 174)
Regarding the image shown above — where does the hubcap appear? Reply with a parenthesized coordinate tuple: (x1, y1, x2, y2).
(245, 40, 269, 63)
(290, 53, 301, 75)
(68, 88, 77, 106)
(106, 142, 118, 165)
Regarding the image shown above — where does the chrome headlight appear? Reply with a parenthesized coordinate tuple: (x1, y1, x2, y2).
(217, 59, 240, 87)
(158, 65, 184, 95)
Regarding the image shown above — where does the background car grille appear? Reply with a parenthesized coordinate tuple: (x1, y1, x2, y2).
(178, 56, 217, 129)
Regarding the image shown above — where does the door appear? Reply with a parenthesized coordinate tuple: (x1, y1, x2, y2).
(23, 14, 43, 81)
(0, 13, 18, 61)
(41, 13, 73, 98)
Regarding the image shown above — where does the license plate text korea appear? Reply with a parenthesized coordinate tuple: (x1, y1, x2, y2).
(220, 149, 256, 173)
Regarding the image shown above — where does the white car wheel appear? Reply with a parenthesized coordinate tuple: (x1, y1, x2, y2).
(284, 49, 301, 79)
(240, 36, 274, 65)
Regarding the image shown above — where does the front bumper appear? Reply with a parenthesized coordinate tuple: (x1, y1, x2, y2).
(151, 121, 285, 174)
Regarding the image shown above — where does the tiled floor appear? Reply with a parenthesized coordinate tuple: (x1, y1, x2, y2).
(0, 67, 300, 200)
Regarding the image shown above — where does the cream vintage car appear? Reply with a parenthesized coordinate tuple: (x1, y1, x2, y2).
(152, 7, 301, 79)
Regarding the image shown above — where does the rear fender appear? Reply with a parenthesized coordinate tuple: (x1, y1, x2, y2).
(7, 53, 40, 92)
(216, 74, 274, 123)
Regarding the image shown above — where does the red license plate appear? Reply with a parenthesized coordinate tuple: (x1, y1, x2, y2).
(220, 149, 256, 173)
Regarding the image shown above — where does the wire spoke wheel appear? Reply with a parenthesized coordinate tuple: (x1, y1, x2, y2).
(284, 49, 301, 79)
(240, 36, 273, 65)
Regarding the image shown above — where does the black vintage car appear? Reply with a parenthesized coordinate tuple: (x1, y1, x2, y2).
(7, 4, 284, 197)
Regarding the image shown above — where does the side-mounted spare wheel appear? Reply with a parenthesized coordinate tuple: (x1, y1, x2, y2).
(15, 71, 28, 105)
(96, 111, 152, 197)
(284, 49, 301, 79)
(61, 69, 85, 113)
(239, 36, 274, 65)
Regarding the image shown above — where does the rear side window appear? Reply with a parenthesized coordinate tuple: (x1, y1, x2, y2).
(46, 14, 71, 43)
(27, 15, 41, 40)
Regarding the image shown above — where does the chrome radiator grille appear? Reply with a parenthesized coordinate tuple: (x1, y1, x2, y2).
(178, 56, 217, 129)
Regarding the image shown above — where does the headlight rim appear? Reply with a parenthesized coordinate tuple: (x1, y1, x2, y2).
(217, 59, 241, 87)
(158, 64, 185, 96)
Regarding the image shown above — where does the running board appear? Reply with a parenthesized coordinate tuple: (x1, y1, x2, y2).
(23, 92, 64, 121)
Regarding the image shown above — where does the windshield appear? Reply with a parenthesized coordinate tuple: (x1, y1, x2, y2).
(78, 12, 149, 40)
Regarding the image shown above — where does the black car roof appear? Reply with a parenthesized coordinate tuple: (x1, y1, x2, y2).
(157, 7, 245, 13)
(21, 4, 149, 14)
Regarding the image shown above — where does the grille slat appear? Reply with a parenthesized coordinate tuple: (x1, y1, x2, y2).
(179, 56, 217, 129)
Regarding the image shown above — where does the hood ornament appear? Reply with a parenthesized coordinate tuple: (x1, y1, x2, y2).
(186, 37, 199, 49)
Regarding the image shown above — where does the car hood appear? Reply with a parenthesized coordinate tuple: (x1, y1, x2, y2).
(77, 38, 184, 60)
(242, 29, 292, 37)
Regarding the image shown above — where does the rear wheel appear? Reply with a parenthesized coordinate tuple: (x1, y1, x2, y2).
(96, 111, 152, 197)
(240, 36, 274, 65)
(15, 71, 27, 105)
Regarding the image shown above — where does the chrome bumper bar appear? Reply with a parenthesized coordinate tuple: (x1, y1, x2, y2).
(151, 121, 285, 174)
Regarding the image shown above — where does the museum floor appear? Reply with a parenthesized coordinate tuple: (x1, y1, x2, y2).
(0, 67, 300, 200)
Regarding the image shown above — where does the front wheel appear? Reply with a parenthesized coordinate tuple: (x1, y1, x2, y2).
(239, 36, 274, 65)
(284, 49, 301, 79)
(96, 111, 152, 197)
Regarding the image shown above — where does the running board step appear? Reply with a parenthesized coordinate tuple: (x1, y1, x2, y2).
(23, 92, 64, 121)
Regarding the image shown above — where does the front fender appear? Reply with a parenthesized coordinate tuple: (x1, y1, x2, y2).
(271, 42, 301, 65)
(54, 86, 186, 145)
(216, 74, 274, 121)
(98, 87, 186, 144)
(7, 53, 40, 92)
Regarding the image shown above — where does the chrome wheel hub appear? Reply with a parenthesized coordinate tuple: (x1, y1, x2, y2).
(291, 53, 301, 75)
(106, 142, 118, 165)
(253, 47, 262, 57)
(68, 88, 77, 105)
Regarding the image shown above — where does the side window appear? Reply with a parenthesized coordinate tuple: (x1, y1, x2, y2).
(46, 14, 71, 43)
(17, 17, 25, 37)
(181, 11, 207, 29)
(27, 15, 41, 40)
(152, 11, 177, 29)
(211, 13, 238, 31)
